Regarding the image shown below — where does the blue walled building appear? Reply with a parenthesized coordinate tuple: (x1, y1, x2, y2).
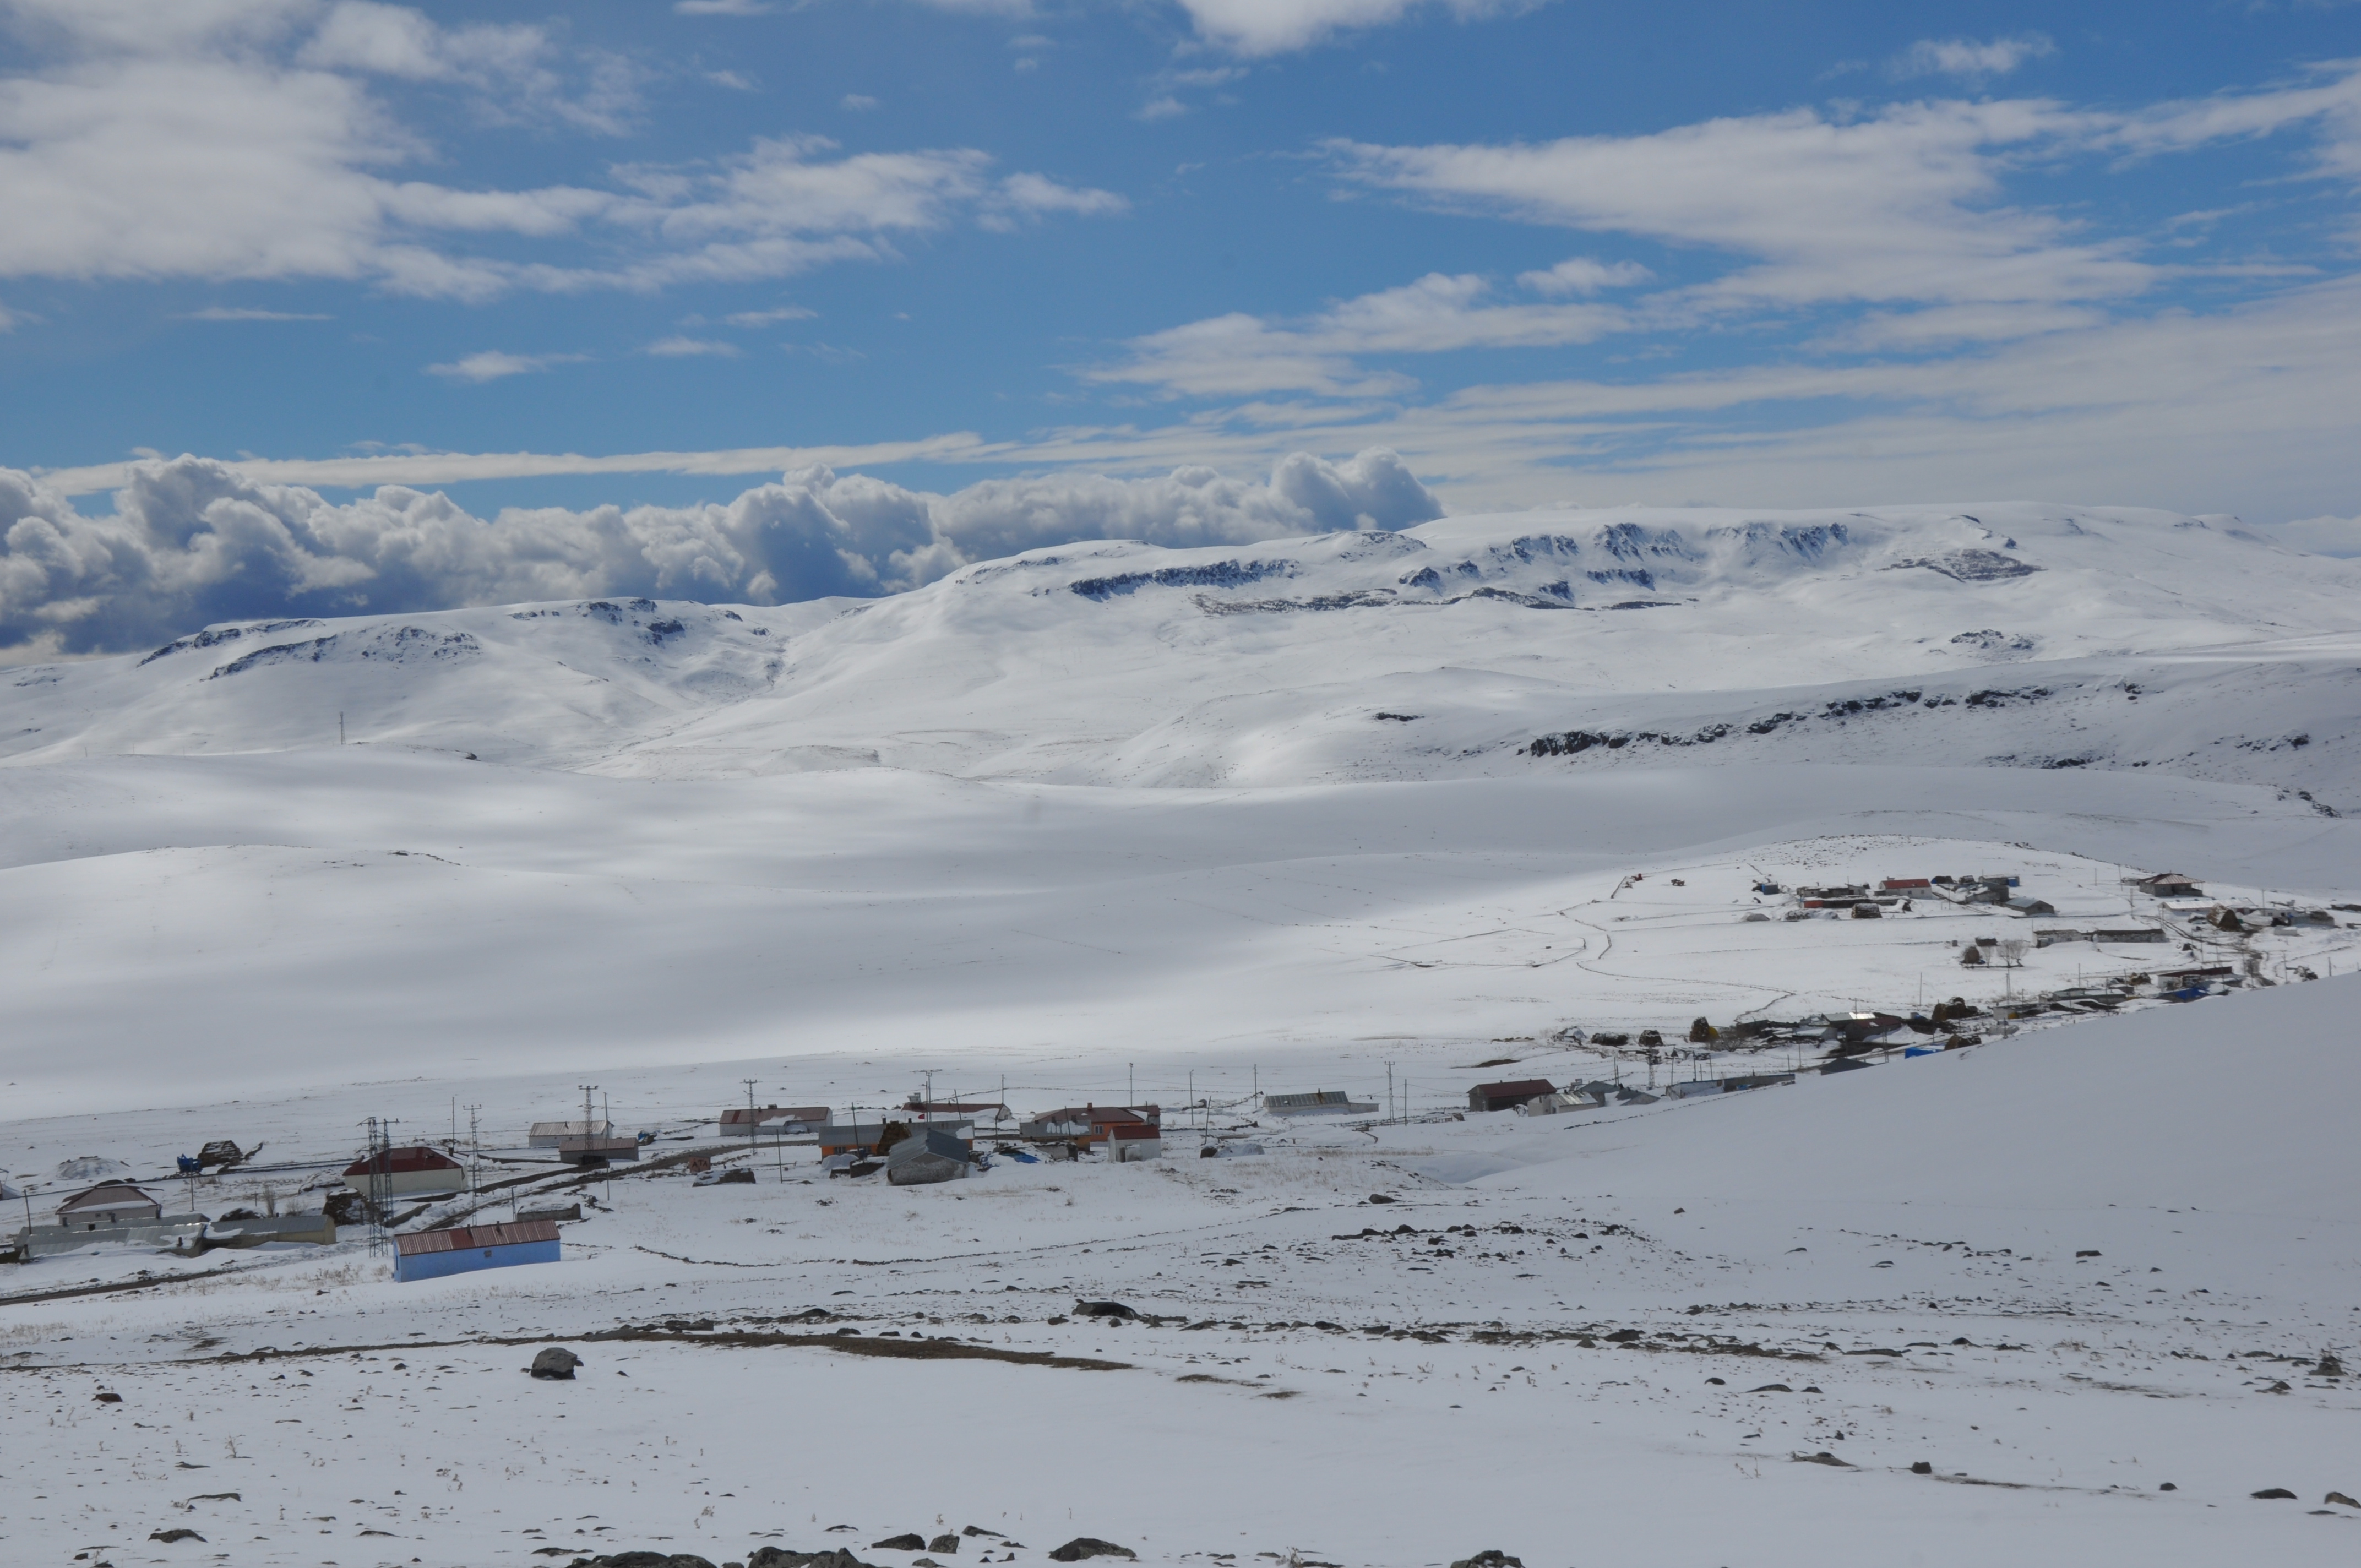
(394, 1218, 561, 1282)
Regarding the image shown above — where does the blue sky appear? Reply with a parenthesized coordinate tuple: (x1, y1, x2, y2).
(2, 2, 2360, 651)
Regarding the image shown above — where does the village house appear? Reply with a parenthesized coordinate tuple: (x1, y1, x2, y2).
(17, 1182, 206, 1258)
(341, 1146, 467, 1199)
(1468, 1078, 1558, 1113)
(2132, 872, 2204, 897)
(1106, 1122, 1165, 1161)
(816, 1118, 975, 1157)
(1014, 1105, 1160, 1145)
(529, 1119, 611, 1148)
(720, 1104, 829, 1140)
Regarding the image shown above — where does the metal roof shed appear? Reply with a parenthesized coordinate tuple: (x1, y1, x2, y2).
(394, 1219, 561, 1283)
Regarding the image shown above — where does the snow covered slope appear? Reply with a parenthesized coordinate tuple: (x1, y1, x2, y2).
(3, 503, 2355, 799)
(2, 971, 2354, 1568)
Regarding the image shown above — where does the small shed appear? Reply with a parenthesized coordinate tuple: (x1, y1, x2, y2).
(342, 1146, 467, 1199)
(56, 1182, 163, 1228)
(1106, 1123, 1164, 1161)
(2092, 927, 2169, 944)
(1468, 1078, 1558, 1113)
(886, 1127, 975, 1186)
(2004, 896, 2057, 917)
(394, 1218, 561, 1283)
(2132, 873, 2204, 897)
(528, 1120, 610, 1148)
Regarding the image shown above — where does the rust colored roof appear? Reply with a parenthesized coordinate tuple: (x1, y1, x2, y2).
(344, 1146, 464, 1177)
(720, 1106, 828, 1125)
(395, 1219, 560, 1256)
(1472, 1079, 1558, 1101)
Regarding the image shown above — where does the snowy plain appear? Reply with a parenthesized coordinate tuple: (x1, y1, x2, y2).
(1, 502, 2357, 1567)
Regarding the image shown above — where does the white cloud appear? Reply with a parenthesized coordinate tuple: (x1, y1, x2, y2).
(0, 7, 1119, 300)
(1172, 0, 1541, 57)
(840, 94, 879, 111)
(425, 350, 582, 382)
(994, 171, 1128, 217)
(179, 306, 335, 320)
(1329, 101, 2155, 314)
(0, 449, 1440, 653)
(644, 335, 742, 357)
(723, 305, 817, 326)
(1011, 273, 2361, 522)
(1516, 256, 1651, 295)
(673, 0, 770, 14)
(1890, 34, 2056, 81)
(1096, 270, 1628, 396)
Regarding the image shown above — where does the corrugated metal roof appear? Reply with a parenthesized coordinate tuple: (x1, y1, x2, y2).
(344, 1146, 463, 1177)
(720, 1105, 828, 1125)
(1107, 1123, 1162, 1139)
(396, 1219, 561, 1256)
(1472, 1079, 1557, 1099)
(56, 1182, 160, 1213)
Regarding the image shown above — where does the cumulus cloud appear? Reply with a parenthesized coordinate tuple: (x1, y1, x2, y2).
(0, 450, 1441, 655)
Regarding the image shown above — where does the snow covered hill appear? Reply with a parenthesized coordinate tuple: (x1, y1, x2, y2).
(3, 502, 2355, 800)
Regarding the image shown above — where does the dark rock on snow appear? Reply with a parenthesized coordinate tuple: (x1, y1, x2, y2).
(872, 1536, 927, 1551)
(2252, 1488, 2299, 1500)
(1047, 1540, 1136, 1561)
(149, 1527, 207, 1542)
(929, 1535, 961, 1552)
(1911, 1462, 1934, 1474)
(2326, 1491, 2360, 1507)
(531, 1347, 584, 1380)
(1450, 1554, 1524, 1568)
(1071, 1300, 1140, 1320)
(747, 1550, 878, 1568)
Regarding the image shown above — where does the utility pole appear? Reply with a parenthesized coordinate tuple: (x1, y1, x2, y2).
(1386, 1061, 1395, 1126)
(339, 711, 345, 746)
(743, 1078, 759, 1146)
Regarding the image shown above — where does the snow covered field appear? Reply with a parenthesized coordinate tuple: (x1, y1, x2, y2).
(2, 503, 2358, 1566)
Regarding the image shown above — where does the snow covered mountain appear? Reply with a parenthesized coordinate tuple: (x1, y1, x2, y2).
(4, 502, 2357, 805)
